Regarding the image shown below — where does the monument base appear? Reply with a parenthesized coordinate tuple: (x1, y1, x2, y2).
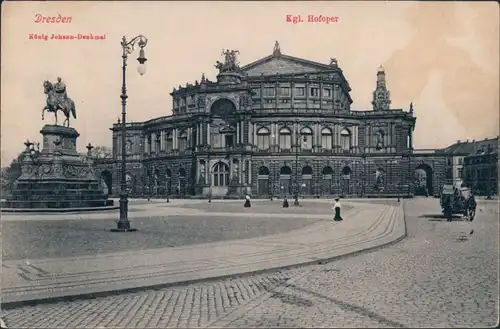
(110, 228, 138, 232)
(3, 124, 112, 210)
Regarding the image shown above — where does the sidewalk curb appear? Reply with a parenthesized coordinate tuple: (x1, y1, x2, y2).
(1, 203, 407, 311)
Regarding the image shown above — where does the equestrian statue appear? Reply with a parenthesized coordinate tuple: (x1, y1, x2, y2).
(42, 77, 77, 127)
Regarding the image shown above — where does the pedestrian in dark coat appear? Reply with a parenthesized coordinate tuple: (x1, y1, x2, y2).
(333, 197, 343, 221)
(244, 195, 251, 208)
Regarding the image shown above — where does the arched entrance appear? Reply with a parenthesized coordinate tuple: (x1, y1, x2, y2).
(322, 166, 334, 195)
(341, 166, 351, 196)
(211, 162, 229, 196)
(301, 166, 313, 195)
(414, 163, 433, 196)
(279, 166, 292, 196)
(100, 170, 112, 196)
(257, 166, 270, 195)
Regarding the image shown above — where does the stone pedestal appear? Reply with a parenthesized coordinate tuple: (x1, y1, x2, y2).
(216, 72, 242, 85)
(3, 125, 113, 209)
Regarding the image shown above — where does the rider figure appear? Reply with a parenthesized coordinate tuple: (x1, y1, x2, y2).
(53, 77, 67, 108)
(54, 77, 66, 95)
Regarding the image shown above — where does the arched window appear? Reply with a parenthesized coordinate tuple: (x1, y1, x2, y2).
(165, 131, 173, 151)
(258, 166, 270, 176)
(178, 131, 188, 151)
(301, 166, 313, 195)
(279, 166, 292, 195)
(213, 162, 229, 187)
(321, 166, 334, 195)
(375, 130, 385, 150)
(279, 127, 292, 150)
(300, 127, 313, 150)
(257, 166, 270, 195)
(256, 127, 271, 150)
(321, 127, 333, 149)
(340, 128, 351, 151)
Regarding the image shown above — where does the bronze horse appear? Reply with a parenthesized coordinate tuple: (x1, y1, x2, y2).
(42, 80, 76, 127)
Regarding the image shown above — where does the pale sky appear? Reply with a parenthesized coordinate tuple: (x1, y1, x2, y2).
(1, 1, 498, 166)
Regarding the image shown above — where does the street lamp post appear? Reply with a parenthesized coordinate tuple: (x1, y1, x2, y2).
(111, 34, 148, 233)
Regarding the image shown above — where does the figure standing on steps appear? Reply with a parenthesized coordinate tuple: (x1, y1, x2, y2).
(244, 194, 251, 208)
(283, 196, 289, 208)
(333, 197, 343, 221)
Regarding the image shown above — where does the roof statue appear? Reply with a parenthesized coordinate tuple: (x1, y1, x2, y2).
(409, 102, 414, 113)
(273, 41, 281, 56)
(329, 57, 338, 67)
(41, 77, 77, 127)
(215, 49, 240, 74)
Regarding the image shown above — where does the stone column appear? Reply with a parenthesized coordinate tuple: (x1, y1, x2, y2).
(248, 159, 252, 185)
(205, 159, 209, 184)
(187, 128, 192, 149)
(236, 122, 240, 144)
(315, 123, 320, 146)
(392, 124, 396, 151)
(319, 82, 323, 107)
(207, 122, 211, 146)
(353, 126, 358, 149)
(173, 129, 177, 149)
(252, 123, 257, 145)
(239, 156, 243, 184)
(151, 133, 156, 153)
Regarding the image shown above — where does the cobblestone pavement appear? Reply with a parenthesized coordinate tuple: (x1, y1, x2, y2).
(2, 198, 498, 328)
(2, 214, 321, 260)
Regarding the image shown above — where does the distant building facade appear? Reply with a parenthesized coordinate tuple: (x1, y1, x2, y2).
(96, 42, 448, 198)
(441, 140, 476, 188)
(463, 137, 499, 196)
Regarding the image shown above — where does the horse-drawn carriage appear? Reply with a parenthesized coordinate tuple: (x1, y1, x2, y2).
(440, 184, 476, 221)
